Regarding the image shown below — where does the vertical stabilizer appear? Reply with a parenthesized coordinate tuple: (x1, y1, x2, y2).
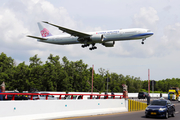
(37, 22, 52, 37)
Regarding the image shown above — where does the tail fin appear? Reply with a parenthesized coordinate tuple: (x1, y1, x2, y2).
(38, 22, 52, 37)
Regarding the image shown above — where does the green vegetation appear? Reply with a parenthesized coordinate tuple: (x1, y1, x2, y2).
(0, 52, 180, 93)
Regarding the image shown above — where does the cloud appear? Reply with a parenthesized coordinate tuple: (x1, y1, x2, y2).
(160, 23, 180, 50)
(105, 7, 159, 58)
(163, 5, 172, 12)
(0, 0, 85, 64)
(133, 7, 159, 29)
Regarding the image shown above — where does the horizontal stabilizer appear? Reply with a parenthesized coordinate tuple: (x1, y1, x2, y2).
(27, 35, 47, 40)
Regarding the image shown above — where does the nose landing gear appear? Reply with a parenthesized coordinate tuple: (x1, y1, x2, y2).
(141, 38, 146, 44)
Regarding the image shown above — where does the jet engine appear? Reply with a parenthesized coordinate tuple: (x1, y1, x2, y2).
(102, 41, 115, 47)
(90, 34, 104, 42)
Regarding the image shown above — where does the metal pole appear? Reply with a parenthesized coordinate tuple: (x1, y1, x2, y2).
(91, 65, 94, 94)
(148, 69, 150, 96)
(152, 80, 154, 97)
(107, 81, 108, 93)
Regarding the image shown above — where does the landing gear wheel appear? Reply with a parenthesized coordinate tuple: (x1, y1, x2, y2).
(141, 42, 144, 44)
(93, 46, 97, 49)
(89, 43, 97, 50)
(165, 111, 169, 119)
(82, 44, 90, 48)
(172, 110, 175, 117)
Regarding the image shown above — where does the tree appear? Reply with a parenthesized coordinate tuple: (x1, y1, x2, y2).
(1, 52, 180, 93)
(0, 52, 15, 90)
(12, 62, 29, 92)
(28, 54, 43, 90)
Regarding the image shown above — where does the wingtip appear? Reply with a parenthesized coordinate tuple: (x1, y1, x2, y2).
(42, 21, 48, 24)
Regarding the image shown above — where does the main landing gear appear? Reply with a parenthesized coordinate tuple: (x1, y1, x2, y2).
(81, 43, 97, 50)
(89, 43, 97, 50)
(81, 44, 90, 48)
(89, 46, 97, 50)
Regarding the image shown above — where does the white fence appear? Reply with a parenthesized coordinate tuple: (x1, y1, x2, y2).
(0, 99, 128, 120)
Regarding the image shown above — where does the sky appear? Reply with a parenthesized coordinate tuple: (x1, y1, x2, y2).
(0, 0, 180, 80)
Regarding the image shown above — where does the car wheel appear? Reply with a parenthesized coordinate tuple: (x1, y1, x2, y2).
(172, 110, 175, 117)
(165, 111, 169, 119)
(145, 115, 149, 118)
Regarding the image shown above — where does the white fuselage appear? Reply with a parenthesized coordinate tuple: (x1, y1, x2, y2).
(37, 28, 153, 45)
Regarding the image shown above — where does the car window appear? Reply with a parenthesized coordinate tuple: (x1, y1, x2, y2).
(167, 100, 171, 105)
(73, 95, 77, 99)
(66, 96, 71, 99)
(40, 95, 45, 97)
(48, 95, 53, 97)
(39, 93, 50, 97)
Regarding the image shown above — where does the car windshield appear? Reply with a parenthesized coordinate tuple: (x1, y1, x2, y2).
(40, 93, 52, 97)
(139, 92, 144, 94)
(151, 100, 166, 106)
(40, 95, 52, 97)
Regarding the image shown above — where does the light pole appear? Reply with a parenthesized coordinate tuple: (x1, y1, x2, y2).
(106, 78, 110, 93)
(148, 69, 150, 96)
(91, 65, 94, 94)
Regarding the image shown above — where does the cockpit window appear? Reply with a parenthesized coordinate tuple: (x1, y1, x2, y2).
(147, 30, 151, 32)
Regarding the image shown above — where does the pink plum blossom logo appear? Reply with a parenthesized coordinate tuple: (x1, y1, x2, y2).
(41, 28, 49, 37)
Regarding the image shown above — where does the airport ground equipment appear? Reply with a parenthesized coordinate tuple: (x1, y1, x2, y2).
(168, 87, 180, 100)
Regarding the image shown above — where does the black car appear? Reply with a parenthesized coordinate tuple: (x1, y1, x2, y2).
(138, 92, 148, 99)
(145, 99, 175, 119)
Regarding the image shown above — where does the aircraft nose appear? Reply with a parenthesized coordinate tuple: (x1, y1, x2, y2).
(146, 29, 153, 36)
(150, 32, 154, 36)
(147, 32, 153, 36)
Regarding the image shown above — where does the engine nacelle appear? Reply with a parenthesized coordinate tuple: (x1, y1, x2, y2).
(102, 41, 115, 47)
(90, 34, 104, 42)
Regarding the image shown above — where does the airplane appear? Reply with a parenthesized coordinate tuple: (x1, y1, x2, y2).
(27, 21, 153, 50)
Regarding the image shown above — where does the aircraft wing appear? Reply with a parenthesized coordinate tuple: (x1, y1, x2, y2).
(42, 21, 91, 38)
(27, 35, 47, 40)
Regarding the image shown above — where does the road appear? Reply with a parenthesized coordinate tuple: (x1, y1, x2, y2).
(55, 101, 180, 120)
